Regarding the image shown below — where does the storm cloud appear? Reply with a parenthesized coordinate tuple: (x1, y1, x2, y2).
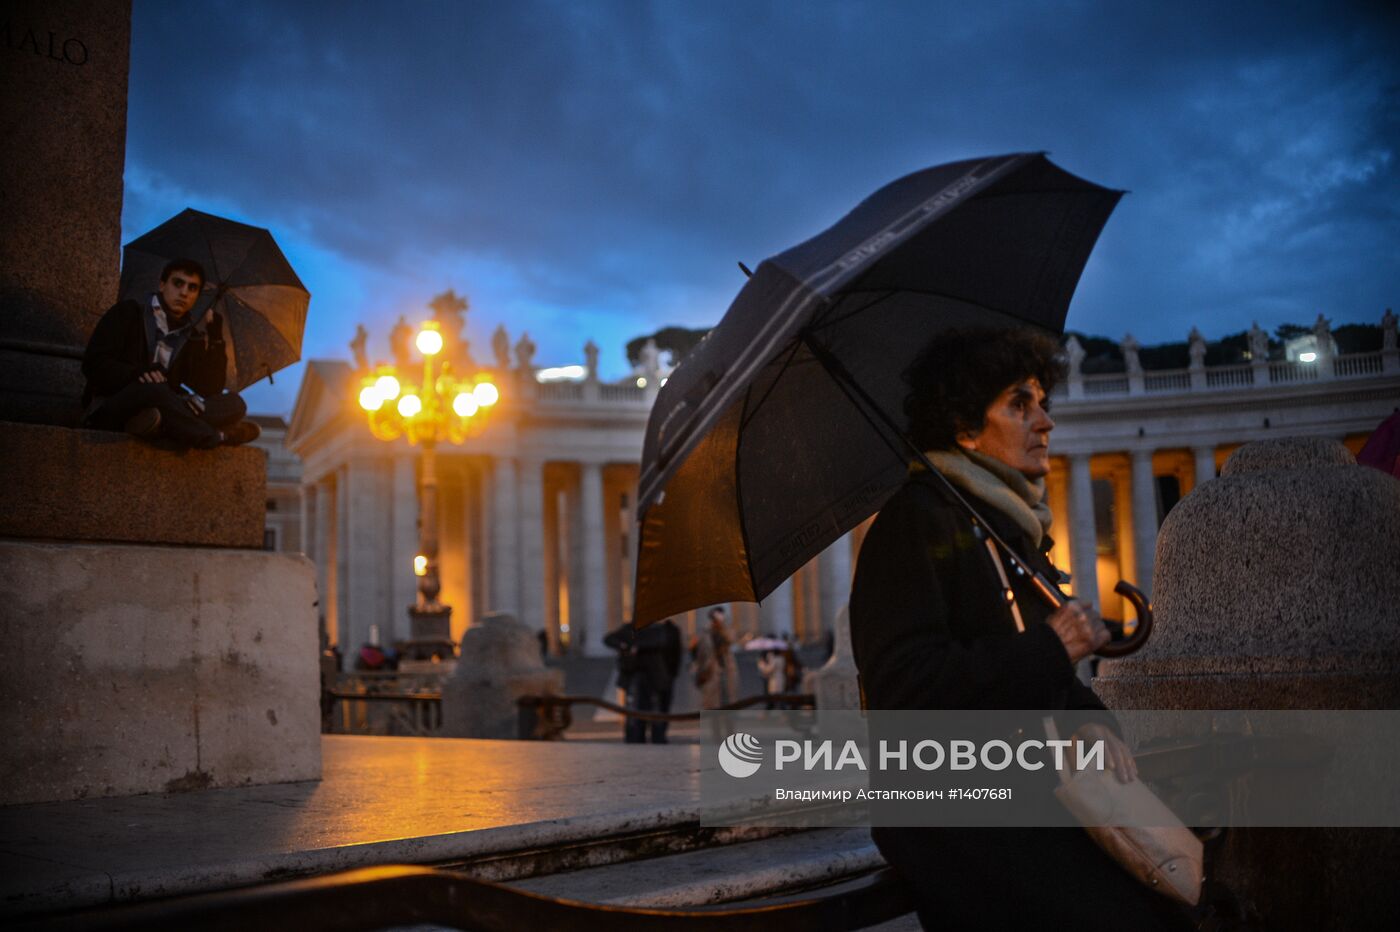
(121, 0, 1400, 413)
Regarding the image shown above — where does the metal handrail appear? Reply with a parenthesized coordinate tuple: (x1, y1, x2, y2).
(519, 693, 817, 724)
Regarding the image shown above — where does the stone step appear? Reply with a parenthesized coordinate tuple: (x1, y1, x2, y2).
(503, 827, 883, 908)
(436, 822, 798, 883)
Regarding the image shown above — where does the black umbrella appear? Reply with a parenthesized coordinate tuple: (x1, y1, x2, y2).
(632, 153, 1151, 655)
(120, 208, 310, 390)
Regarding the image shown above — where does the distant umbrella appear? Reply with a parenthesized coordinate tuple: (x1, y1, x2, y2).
(120, 208, 310, 390)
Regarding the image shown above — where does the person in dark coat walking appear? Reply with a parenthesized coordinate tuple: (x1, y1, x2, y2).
(604, 619, 682, 743)
(81, 258, 259, 448)
(849, 327, 1193, 931)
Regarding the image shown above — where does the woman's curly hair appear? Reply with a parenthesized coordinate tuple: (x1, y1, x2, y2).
(903, 328, 1066, 451)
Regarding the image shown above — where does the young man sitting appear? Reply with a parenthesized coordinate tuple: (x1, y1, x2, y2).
(81, 259, 259, 448)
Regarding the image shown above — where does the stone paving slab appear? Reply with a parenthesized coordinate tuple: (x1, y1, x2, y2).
(0, 734, 701, 916)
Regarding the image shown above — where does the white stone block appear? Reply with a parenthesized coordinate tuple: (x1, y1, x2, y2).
(0, 541, 322, 805)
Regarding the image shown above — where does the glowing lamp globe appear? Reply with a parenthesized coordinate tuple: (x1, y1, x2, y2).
(397, 393, 423, 417)
(472, 382, 500, 407)
(358, 386, 384, 411)
(416, 328, 444, 356)
(374, 374, 401, 400)
(453, 393, 479, 417)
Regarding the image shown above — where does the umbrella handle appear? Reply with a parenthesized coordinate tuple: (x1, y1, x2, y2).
(1030, 569, 1153, 657)
(1095, 580, 1153, 657)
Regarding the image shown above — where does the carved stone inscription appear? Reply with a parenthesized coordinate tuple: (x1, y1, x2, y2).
(1, 21, 91, 65)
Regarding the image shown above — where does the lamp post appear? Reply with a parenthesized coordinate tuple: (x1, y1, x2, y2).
(357, 320, 501, 662)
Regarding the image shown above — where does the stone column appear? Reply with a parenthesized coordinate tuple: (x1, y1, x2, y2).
(1129, 449, 1159, 597)
(1193, 445, 1217, 489)
(760, 577, 795, 638)
(299, 485, 314, 559)
(0, 1, 132, 425)
(517, 457, 547, 635)
(489, 456, 521, 617)
(1066, 453, 1100, 609)
(390, 454, 419, 642)
(314, 478, 334, 639)
(335, 466, 350, 646)
(817, 533, 853, 637)
(342, 458, 388, 654)
(578, 461, 609, 656)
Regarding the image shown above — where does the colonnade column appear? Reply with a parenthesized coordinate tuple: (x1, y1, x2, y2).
(314, 478, 334, 643)
(817, 533, 853, 636)
(390, 454, 419, 641)
(342, 459, 388, 652)
(335, 465, 351, 646)
(1193, 445, 1217, 489)
(516, 457, 547, 636)
(578, 461, 609, 656)
(489, 456, 521, 618)
(299, 484, 313, 558)
(1066, 453, 1100, 609)
(1128, 449, 1159, 598)
(760, 577, 795, 639)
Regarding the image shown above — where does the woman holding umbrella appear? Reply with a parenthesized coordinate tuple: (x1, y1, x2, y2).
(848, 328, 1194, 930)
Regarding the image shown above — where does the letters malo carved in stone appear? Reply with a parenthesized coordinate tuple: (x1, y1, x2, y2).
(0, 21, 89, 65)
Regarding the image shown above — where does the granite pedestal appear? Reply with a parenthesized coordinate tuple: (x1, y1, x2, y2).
(1096, 437, 1400, 929)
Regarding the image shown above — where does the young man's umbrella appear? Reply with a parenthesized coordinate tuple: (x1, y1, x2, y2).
(119, 208, 310, 390)
(632, 153, 1151, 656)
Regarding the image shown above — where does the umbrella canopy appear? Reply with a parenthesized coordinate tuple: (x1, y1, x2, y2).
(120, 208, 310, 390)
(632, 153, 1122, 627)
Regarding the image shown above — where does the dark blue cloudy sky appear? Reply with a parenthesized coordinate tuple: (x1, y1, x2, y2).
(122, 0, 1400, 415)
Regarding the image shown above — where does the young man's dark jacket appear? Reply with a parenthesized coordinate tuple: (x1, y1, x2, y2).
(81, 298, 227, 408)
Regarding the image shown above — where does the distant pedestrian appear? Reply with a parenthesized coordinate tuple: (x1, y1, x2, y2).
(782, 646, 805, 701)
(694, 606, 740, 709)
(756, 649, 783, 709)
(605, 619, 682, 743)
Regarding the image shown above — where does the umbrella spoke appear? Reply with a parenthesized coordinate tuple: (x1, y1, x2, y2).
(737, 336, 807, 433)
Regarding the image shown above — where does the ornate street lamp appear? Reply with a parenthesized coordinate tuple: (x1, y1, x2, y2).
(357, 320, 500, 661)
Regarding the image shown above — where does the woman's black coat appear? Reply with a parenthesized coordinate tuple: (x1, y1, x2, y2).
(848, 471, 1191, 931)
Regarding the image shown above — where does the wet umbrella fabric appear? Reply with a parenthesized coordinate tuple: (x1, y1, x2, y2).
(119, 208, 310, 391)
(631, 153, 1122, 627)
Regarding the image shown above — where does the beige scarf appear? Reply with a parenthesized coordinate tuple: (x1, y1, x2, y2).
(917, 447, 1053, 548)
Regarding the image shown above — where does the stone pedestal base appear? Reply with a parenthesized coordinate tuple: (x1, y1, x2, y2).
(1093, 438, 1400, 930)
(401, 604, 455, 662)
(0, 421, 267, 548)
(441, 612, 563, 739)
(0, 539, 321, 805)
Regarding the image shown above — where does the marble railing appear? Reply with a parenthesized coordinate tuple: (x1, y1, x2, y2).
(523, 348, 1396, 409)
(1054, 349, 1396, 400)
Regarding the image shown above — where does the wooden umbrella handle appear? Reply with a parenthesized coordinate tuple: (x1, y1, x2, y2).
(1095, 580, 1154, 657)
